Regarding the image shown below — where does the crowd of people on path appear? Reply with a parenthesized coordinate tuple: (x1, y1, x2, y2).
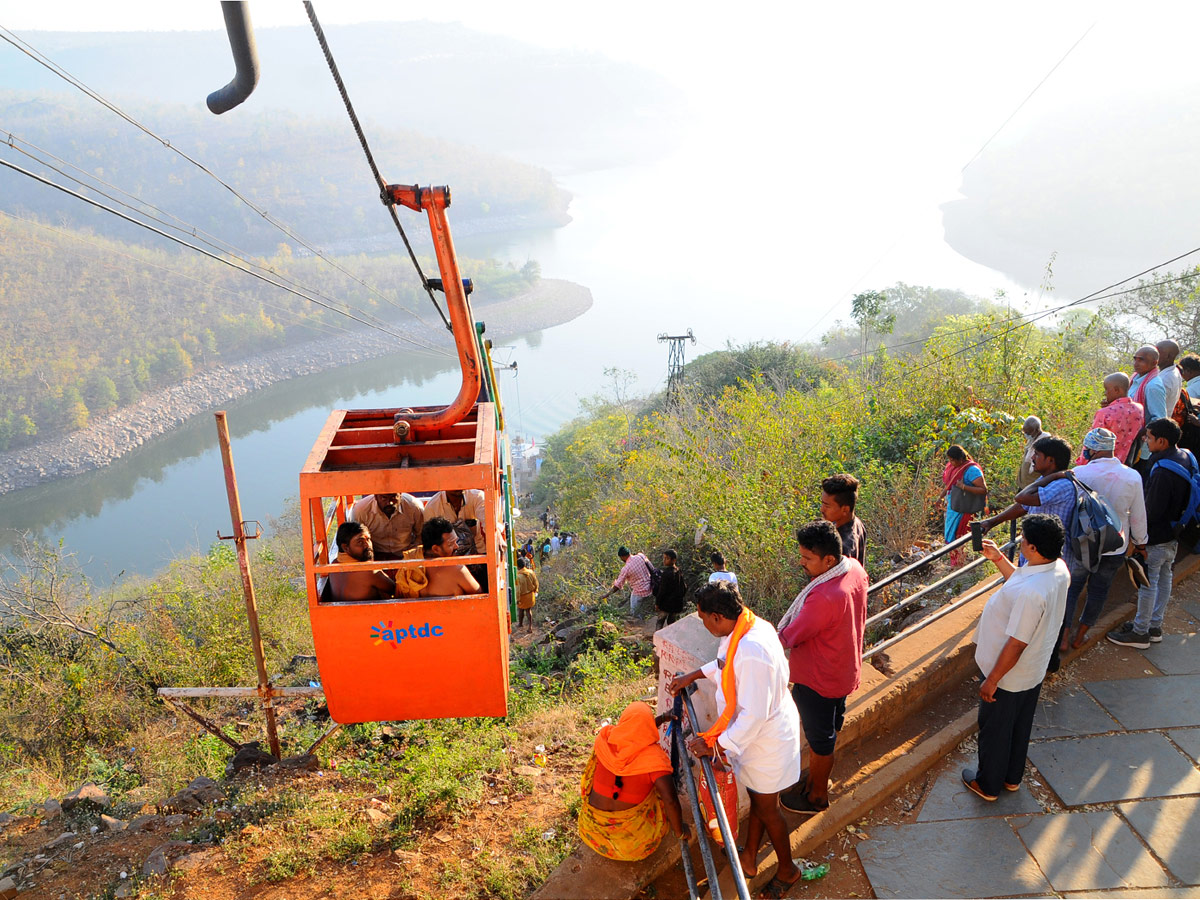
(578, 338, 1199, 894)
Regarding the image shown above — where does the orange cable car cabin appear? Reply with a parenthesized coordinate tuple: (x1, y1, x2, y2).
(300, 183, 515, 724)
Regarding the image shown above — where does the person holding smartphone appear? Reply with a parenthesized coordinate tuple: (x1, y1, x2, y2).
(963, 515, 1069, 801)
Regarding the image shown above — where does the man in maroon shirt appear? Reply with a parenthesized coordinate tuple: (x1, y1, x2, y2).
(777, 520, 869, 814)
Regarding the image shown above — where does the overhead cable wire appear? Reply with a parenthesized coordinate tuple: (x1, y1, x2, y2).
(813, 244, 1200, 414)
(0, 24, 443, 332)
(818, 249, 1200, 368)
(302, 1, 452, 331)
(961, 21, 1098, 174)
(0, 208, 362, 343)
(0, 134, 449, 354)
(0, 155, 454, 352)
(800, 22, 1099, 348)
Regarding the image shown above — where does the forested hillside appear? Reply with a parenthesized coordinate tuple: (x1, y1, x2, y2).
(0, 91, 571, 254)
(0, 214, 537, 449)
(534, 283, 1195, 618)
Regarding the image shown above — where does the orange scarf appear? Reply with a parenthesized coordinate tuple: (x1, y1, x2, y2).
(585, 702, 671, 796)
(700, 607, 757, 747)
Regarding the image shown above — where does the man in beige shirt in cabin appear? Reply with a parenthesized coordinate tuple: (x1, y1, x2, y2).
(349, 492, 424, 559)
(420, 517, 481, 597)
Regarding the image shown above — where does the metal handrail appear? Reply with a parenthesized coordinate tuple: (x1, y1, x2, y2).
(671, 694, 714, 900)
(683, 687, 752, 900)
(862, 571, 1003, 660)
(862, 520, 1018, 652)
(866, 532, 972, 596)
(865, 555, 990, 629)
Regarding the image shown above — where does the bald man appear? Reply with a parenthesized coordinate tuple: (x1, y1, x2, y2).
(1077, 373, 1143, 466)
(1017, 417, 1046, 489)
(1157, 339, 1184, 420)
(1130, 346, 1168, 473)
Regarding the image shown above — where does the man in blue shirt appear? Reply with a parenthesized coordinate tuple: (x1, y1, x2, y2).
(979, 435, 1077, 568)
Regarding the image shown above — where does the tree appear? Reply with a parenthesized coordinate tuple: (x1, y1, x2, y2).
(1102, 266, 1200, 353)
(851, 290, 896, 357)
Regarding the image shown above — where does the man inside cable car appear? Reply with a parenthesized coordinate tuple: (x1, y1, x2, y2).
(424, 489, 489, 590)
(424, 489, 486, 553)
(328, 521, 396, 602)
(348, 492, 424, 558)
(420, 516, 482, 597)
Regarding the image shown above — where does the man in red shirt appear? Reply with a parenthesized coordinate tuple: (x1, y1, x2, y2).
(777, 520, 869, 814)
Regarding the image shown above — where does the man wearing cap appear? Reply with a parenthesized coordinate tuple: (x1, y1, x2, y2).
(1017, 417, 1046, 489)
(1034, 428, 1147, 650)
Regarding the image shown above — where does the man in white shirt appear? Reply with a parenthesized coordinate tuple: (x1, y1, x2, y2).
(348, 492, 424, 558)
(667, 581, 803, 894)
(963, 514, 1069, 801)
(708, 551, 738, 587)
(423, 489, 487, 554)
(1035, 428, 1148, 651)
(1156, 339, 1183, 413)
(1017, 417, 1046, 489)
(1181, 355, 1200, 399)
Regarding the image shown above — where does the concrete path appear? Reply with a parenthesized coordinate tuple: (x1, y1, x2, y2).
(854, 571, 1200, 899)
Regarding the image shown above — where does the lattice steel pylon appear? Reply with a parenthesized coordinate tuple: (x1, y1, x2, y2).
(658, 328, 696, 405)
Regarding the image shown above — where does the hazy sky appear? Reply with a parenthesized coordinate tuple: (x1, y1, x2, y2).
(7, 2, 1200, 316)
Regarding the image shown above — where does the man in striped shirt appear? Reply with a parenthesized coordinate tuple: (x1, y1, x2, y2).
(603, 546, 655, 614)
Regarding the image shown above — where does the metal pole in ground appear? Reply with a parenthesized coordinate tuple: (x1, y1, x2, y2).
(683, 687, 751, 900)
(214, 410, 282, 760)
(673, 695, 719, 900)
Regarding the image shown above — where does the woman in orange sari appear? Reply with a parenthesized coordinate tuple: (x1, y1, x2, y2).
(578, 702, 688, 861)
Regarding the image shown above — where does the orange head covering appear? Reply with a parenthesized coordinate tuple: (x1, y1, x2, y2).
(592, 702, 671, 778)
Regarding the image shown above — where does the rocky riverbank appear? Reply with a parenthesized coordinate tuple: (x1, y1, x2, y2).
(0, 278, 591, 496)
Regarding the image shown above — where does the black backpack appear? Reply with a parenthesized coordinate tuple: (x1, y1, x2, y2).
(641, 555, 663, 597)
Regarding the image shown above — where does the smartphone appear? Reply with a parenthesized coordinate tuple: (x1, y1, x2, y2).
(970, 522, 984, 553)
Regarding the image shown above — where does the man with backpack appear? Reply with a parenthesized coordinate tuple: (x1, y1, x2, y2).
(1108, 418, 1199, 648)
(1060, 428, 1148, 649)
(978, 435, 1077, 564)
(603, 546, 656, 615)
(655, 549, 688, 630)
(1029, 429, 1147, 652)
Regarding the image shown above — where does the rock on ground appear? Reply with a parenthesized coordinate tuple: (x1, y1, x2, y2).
(61, 783, 111, 811)
(99, 814, 127, 833)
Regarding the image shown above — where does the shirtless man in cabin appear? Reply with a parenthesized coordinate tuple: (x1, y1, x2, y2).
(420, 516, 481, 597)
(329, 521, 395, 602)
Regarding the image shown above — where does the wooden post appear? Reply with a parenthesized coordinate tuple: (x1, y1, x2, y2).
(214, 411, 282, 759)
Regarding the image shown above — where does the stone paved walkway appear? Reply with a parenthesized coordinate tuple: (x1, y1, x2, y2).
(855, 572, 1200, 899)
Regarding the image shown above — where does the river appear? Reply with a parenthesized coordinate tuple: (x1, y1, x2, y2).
(0, 140, 1019, 582)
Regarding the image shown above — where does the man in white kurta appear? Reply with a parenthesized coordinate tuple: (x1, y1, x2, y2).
(667, 581, 803, 893)
(696, 616, 801, 794)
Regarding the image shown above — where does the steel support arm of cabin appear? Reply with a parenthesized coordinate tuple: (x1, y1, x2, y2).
(383, 184, 482, 439)
(157, 686, 326, 698)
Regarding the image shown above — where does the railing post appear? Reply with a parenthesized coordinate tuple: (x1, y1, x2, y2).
(215, 411, 281, 760)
